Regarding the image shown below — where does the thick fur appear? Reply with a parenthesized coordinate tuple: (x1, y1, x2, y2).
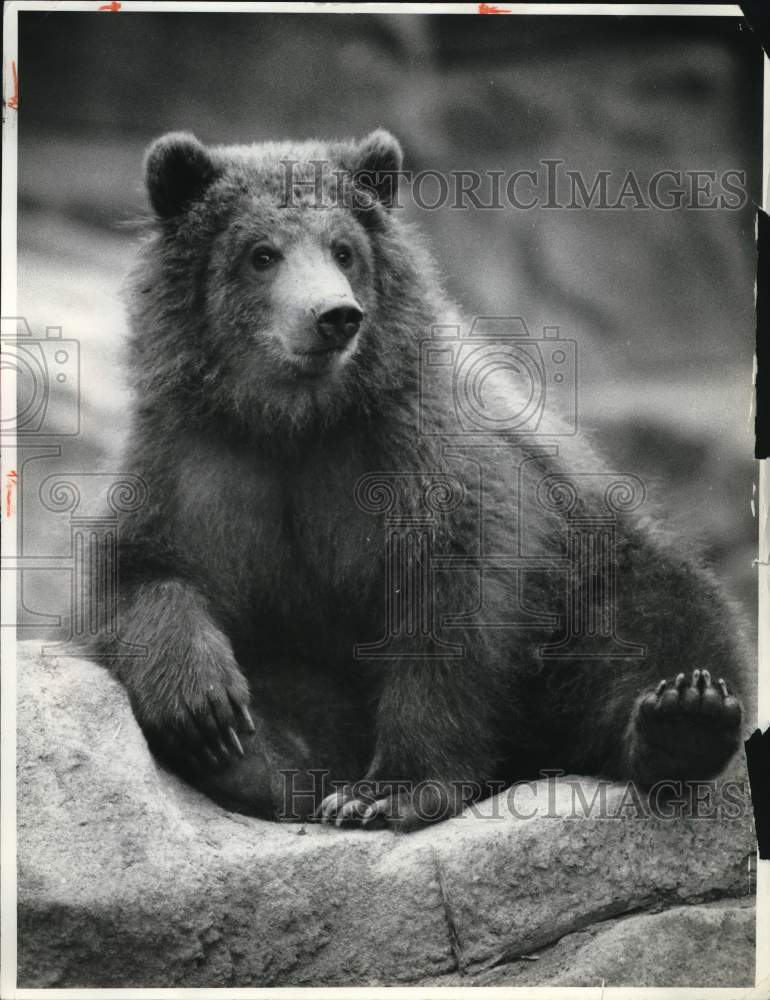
(96, 131, 749, 829)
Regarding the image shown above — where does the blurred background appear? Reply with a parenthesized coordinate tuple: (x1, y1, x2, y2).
(12, 12, 761, 639)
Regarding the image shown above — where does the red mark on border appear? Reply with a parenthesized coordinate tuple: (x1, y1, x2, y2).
(5, 470, 18, 519)
(98, 1, 122, 10)
(478, 2, 511, 12)
(6, 62, 19, 111)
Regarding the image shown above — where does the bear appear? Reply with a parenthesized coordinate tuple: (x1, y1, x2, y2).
(95, 128, 748, 831)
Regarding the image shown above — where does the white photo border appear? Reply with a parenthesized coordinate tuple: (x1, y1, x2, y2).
(1, 3, 766, 998)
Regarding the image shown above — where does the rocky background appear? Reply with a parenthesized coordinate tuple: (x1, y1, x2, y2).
(11, 10, 762, 989)
(14, 11, 761, 630)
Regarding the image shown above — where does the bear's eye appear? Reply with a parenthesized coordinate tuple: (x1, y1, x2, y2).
(333, 245, 353, 268)
(251, 246, 280, 271)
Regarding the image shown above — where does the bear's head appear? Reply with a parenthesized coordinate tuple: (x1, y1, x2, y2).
(128, 130, 444, 441)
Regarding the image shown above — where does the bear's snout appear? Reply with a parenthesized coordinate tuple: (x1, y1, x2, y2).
(314, 303, 363, 349)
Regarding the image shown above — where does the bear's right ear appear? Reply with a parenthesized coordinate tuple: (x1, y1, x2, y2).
(144, 133, 219, 218)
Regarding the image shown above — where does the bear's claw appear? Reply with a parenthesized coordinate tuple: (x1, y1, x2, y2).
(316, 787, 377, 826)
(238, 704, 257, 733)
(317, 787, 355, 821)
(316, 781, 464, 831)
(317, 787, 409, 829)
(638, 669, 741, 727)
(148, 681, 255, 774)
(631, 668, 743, 784)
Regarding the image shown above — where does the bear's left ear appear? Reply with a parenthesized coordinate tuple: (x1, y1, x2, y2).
(349, 129, 404, 209)
(144, 132, 220, 219)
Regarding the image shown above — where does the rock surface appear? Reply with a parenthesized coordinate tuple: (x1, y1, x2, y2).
(423, 898, 756, 988)
(16, 643, 756, 988)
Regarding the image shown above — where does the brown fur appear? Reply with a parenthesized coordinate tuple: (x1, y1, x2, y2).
(95, 130, 749, 829)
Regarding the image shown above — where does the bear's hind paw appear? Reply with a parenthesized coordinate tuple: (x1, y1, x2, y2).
(638, 670, 741, 727)
(630, 669, 742, 785)
(317, 781, 463, 832)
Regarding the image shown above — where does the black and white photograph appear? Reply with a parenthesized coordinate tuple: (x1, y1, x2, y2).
(1, 1, 768, 993)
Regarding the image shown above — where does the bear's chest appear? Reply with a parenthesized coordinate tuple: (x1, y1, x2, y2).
(280, 447, 383, 595)
(174, 440, 383, 619)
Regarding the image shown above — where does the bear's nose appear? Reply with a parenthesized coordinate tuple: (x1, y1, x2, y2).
(315, 305, 363, 348)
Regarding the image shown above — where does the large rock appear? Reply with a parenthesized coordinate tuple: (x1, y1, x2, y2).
(17, 642, 755, 988)
(423, 899, 756, 987)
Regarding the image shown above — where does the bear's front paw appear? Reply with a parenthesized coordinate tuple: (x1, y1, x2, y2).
(134, 629, 256, 772)
(631, 669, 742, 784)
(316, 780, 464, 832)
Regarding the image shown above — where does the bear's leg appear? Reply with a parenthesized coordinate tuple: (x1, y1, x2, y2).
(145, 650, 368, 820)
(547, 531, 749, 789)
(318, 652, 507, 831)
(184, 720, 357, 821)
(544, 659, 745, 790)
(106, 579, 255, 772)
(106, 582, 367, 817)
(624, 669, 743, 787)
(198, 657, 370, 819)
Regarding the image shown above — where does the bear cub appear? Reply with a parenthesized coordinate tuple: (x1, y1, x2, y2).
(98, 129, 747, 830)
